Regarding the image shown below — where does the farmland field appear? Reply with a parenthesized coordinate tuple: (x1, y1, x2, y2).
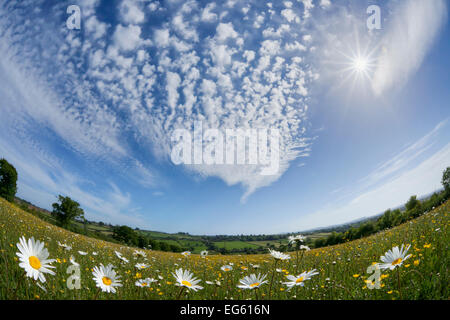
(0, 197, 448, 300)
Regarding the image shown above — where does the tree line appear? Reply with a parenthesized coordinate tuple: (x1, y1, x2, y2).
(1, 157, 449, 253)
(313, 169, 450, 248)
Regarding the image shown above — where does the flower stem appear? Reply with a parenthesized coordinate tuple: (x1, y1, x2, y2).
(176, 286, 186, 300)
(254, 288, 259, 300)
(268, 260, 278, 299)
(397, 268, 402, 299)
(93, 288, 101, 300)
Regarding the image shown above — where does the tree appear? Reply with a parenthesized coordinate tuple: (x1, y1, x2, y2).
(0, 159, 18, 202)
(377, 209, 393, 230)
(52, 195, 85, 228)
(405, 195, 420, 211)
(112, 225, 138, 246)
(137, 235, 148, 248)
(442, 167, 450, 194)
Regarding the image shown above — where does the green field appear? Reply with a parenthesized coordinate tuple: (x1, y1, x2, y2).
(15, 198, 333, 254)
(213, 241, 261, 250)
(0, 196, 448, 300)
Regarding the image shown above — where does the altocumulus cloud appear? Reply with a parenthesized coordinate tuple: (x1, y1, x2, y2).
(372, 0, 447, 95)
(0, 0, 327, 201)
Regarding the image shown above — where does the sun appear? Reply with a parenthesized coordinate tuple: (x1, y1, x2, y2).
(353, 56, 369, 73)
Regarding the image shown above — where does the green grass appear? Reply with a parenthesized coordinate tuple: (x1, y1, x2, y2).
(0, 197, 448, 300)
(213, 241, 261, 250)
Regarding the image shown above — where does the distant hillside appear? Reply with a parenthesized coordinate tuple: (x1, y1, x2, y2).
(11, 186, 447, 254)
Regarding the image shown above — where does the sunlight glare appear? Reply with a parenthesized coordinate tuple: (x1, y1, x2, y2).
(353, 56, 369, 72)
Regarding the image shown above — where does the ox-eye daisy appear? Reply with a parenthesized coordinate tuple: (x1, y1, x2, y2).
(237, 273, 268, 290)
(16, 236, 56, 283)
(379, 244, 412, 270)
(181, 251, 191, 257)
(288, 234, 305, 244)
(92, 264, 122, 293)
(115, 251, 129, 263)
(172, 268, 203, 291)
(57, 241, 71, 251)
(133, 250, 146, 258)
(269, 249, 291, 261)
(69, 255, 79, 267)
(221, 265, 233, 272)
(135, 278, 157, 287)
(135, 263, 148, 270)
(283, 270, 319, 290)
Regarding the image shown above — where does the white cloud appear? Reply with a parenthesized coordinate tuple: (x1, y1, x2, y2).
(0, 132, 148, 228)
(79, 0, 100, 17)
(295, 142, 450, 231)
(320, 0, 331, 9)
(85, 15, 108, 39)
(119, 1, 145, 24)
(166, 71, 181, 109)
(372, 0, 447, 95)
(361, 119, 449, 188)
(148, 2, 160, 12)
(113, 24, 143, 51)
(201, 3, 217, 22)
(300, 0, 314, 19)
(154, 28, 171, 47)
(0, 0, 317, 204)
(172, 7, 199, 42)
(243, 50, 255, 62)
(215, 22, 238, 42)
(281, 9, 297, 23)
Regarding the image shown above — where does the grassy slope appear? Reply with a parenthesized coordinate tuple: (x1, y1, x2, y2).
(0, 197, 448, 300)
(16, 197, 331, 253)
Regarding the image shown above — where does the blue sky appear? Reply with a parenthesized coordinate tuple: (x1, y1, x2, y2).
(0, 0, 449, 235)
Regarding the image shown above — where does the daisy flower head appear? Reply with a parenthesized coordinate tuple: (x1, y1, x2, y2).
(172, 268, 203, 292)
(16, 236, 56, 283)
(92, 263, 122, 293)
(221, 265, 233, 272)
(135, 278, 157, 287)
(379, 244, 412, 270)
(57, 242, 72, 251)
(133, 250, 146, 258)
(78, 251, 88, 256)
(283, 269, 319, 290)
(135, 263, 149, 270)
(115, 251, 129, 263)
(69, 255, 79, 267)
(237, 273, 268, 290)
(288, 234, 305, 245)
(269, 249, 291, 261)
(299, 245, 310, 251)
(200, 250, 208, 258)
(181, 251, 191, 257)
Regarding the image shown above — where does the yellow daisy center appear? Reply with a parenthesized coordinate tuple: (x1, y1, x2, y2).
(224, 268, 230, 271)
(392, 258, 402, 266)
(182, 280, 192, 287)
(29, 256, 41, 270)
(250, 282, 260, 288)
(142, 283, 147, 286)
(102, 277, 112, 286)
(296, 277, 304, 283)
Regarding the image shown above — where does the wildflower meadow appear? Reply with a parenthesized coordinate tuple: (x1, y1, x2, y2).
(0, 197, 448, 300)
